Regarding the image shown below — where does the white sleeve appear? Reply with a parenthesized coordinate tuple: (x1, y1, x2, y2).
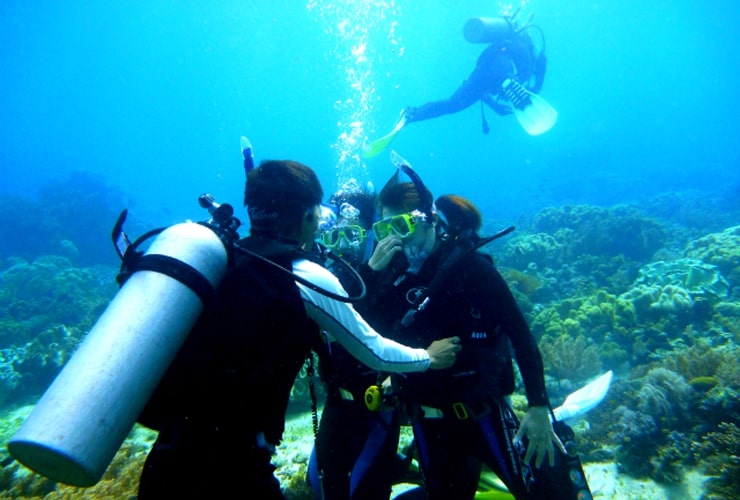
(292, 258, 430, 373)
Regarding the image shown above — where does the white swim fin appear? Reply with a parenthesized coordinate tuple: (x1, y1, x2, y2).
(502, 78, 558, 136)
(552, 370, 613, 422)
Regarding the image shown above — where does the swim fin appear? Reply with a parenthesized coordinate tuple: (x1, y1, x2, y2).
(363, 115, 407, 159)
(552, 370, 613, 422)
(501, 79, 558, 136)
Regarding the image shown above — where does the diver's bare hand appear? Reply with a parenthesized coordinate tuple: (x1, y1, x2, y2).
(368, 234, 403, 271)
(426, 336, 461, 369)
(513, 405, 567, 468)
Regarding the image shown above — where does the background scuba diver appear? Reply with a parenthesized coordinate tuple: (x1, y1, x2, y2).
(308, 181, 412, 500)
(135, 160, 462, 499)
(319, 179, 376, 270)
(356, 159, 590, 499)
(364, 13, 557, 159)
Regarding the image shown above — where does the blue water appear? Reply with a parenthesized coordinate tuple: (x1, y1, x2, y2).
(3, 1, 737, 235)
(2, 2, 740, 497)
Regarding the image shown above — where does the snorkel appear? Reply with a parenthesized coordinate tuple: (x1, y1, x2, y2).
(389, 151, 436, 223)
(384, 151, 442, 274)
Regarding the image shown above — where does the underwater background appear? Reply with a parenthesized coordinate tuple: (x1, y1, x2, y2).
(1, 1, 738, 498)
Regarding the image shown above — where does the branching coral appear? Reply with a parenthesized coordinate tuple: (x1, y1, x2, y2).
(692, 422, 740, 499)
(636, 367, 694, 423)
(609, 405, 658, 477)
(538, 333, 602, 385)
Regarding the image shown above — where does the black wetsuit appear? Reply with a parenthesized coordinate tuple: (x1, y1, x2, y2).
(137, 237, 324, 499)
(359, 244, 550, 500)
(405, 37, 546, 124)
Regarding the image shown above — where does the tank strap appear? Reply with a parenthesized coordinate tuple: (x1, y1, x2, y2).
(135, 254, 217, 306)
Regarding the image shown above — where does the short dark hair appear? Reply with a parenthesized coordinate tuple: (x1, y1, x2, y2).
(377, 170, 433, 215)
(244, 160, 323, 236)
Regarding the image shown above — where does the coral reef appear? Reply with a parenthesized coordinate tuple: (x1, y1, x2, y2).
(692, 422, 740, 499)
(0, 171, 132, 268)
(684, 225, 740, 285)
(0, 256, 117, 405)
(2, 195, 738, 498)
(499, 232, 565, 270)
(530, 204, 667, 262)
(538, 333, 602, 386)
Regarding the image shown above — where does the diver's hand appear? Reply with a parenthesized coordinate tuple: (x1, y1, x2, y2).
(368, 234, 403, 271)
(513, 405, 567, 468)
(425, 336, 461, 369)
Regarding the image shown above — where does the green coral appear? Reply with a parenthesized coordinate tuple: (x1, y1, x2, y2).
(684, 225, 740, 285)
(531, 204, 667, 261)
(619, 258, 729, 323)
(530, 290, 638, 371)
(0, 256, 117, 347)
(500, 232, 565, 270)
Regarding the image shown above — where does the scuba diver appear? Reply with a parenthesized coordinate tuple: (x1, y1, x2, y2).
(308, 180, 410, 500)
(134, 160, 463, 499)
(354, 152, 591, 499)
(364, 10, 557, 159)
(319, 179, 377, 270)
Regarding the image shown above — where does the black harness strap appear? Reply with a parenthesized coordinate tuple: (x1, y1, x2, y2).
(401, 226, 515, 327)
(135, 253, 217, 307)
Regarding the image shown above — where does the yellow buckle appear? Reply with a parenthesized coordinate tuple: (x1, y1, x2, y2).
(452, 402, 469, 420)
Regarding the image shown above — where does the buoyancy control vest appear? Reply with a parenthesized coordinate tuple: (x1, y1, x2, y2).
(356, 226, 515, 409)
(390, 249, 517, 408)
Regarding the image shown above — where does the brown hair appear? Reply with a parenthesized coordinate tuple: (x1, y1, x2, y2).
(435, 194, 482, 236)
(377, 170, 433, 215)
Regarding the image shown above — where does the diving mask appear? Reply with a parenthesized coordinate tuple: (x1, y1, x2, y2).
(372, 210, 425, 241)
(320, 225, 367, 248)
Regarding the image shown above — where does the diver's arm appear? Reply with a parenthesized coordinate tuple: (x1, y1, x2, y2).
(294, 259, 449, 373)
(471, 254, 549, 406)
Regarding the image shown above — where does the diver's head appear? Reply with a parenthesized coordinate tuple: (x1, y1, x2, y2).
(375, 170, 438, 262)
(319, 179, 376, 264)
(244, 159, 324, 244)
(376, 169, 433, 216)
(434, 194, 482, 240)
(329, 179, 376, 229)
